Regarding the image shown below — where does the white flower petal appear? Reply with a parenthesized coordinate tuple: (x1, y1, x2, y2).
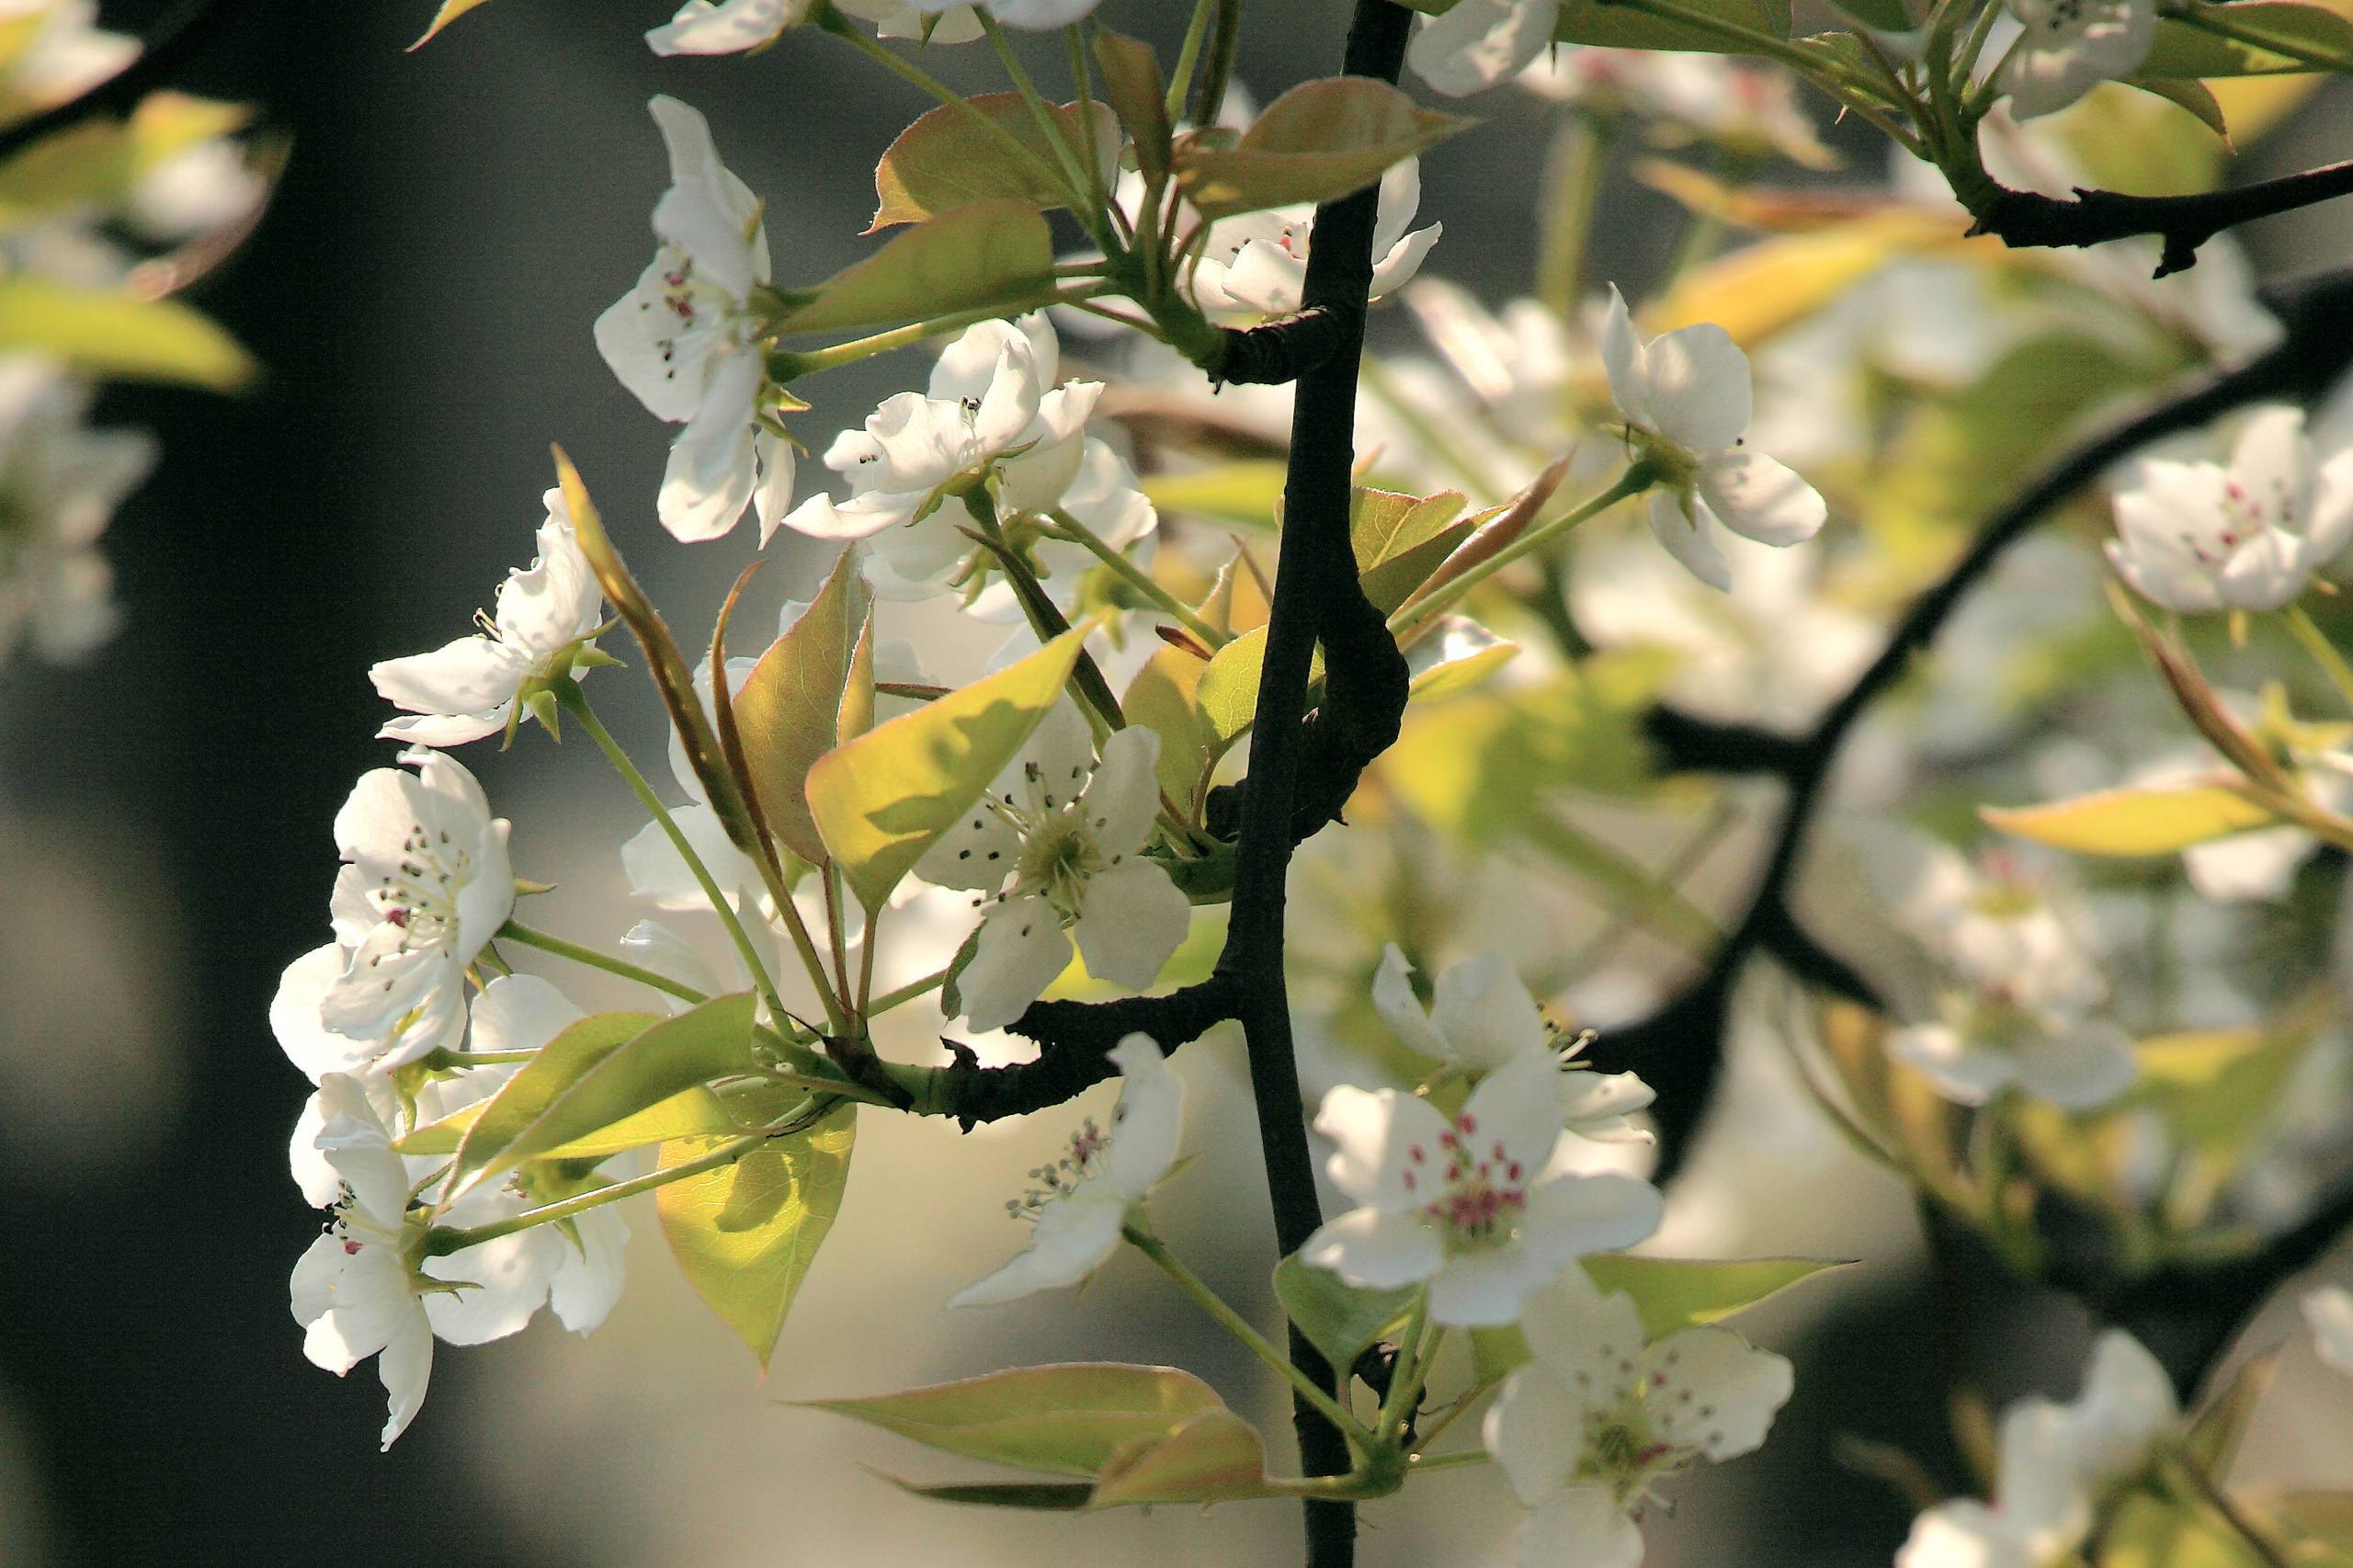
(1074, 857, 1190, 992)
(2011, 1019, 2137, 1111)
(1080, 725, 1164, 857)
(1644, 491, 1733, 592)
(1519, 1170, 1665, 1266)
(1298, 1205, 1446, 1290)
(1429, 951, 1551, 1070)
(1483, 1365, 1589, 1506)
(1696, 449, 1826, 548)
(1102, 1033, 1185, 1199)
(1406, 0, 1557, 97)
(1313, 1084, 1451, 1209)
(1643, 1325, 1794, 1460)
(1519, 1485, 1645, 1568)
(2303, 1286, 2353, 1376)
(950, 1189, 1129, 1305)
(957, 895, 1074, 1032)
(1371, 945, 1451, 1060)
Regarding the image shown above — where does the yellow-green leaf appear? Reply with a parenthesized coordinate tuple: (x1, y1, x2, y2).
(1981, 782, 2279, 857)
(1142, 460, 1287, 530)
(412, 0, 495, 47)
(659, 1092, 855, 1371)
(734, 545, 872, 865)
(1089, 1410, 1276, 1508)
(779, 201, 1057, 336)
(2143, 0, 2353, 75)
(1582, 1256, 1851, 1339)
(1273, 1255, 1417, 1377)
(393, 1082, 737, 1159)
(1196, 626, 1267, 747)
(1174, 77, 1469, 221)
(2135, 1022, 2315, 1161)
(807, 624, 1088, 909)
(449, 997, 757, 1199)
(805, 1363, 1226, 1478)
(1123, 645, 1211, 807)
(1406, 617, 1519, 701)
(870, 95, 1114, 230)
(0, 278, 254, 391)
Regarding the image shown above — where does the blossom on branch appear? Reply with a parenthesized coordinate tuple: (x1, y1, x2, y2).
(1994, 0, 2154, 120)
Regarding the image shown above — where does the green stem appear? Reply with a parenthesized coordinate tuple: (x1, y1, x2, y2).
(1046, 510, 1230, 647)
(420, 1047, 537, 1068)
(1404, 1449, 1490, 1474)
(558, 684, 788, 1024)
(961, 496, 1126, 736)
(2284, 604, 2353, 716)
(868, 966, 949, 1017)
(982, 16, 1108, 253)
(499, 920, 709, 1006)
(1374, 1298, 1435, 1444)
(1388, 464, 1654, 638)
(1064, 24, 1113, 235)
(1536, 113, 1608, 316)
(1123, 1222, 1371, 1448)
(1165, 0, 1218, 119)
(773, 289, 1107, 377)
(426, 1096, 835, 1252)
(822, 12, 1070, 196)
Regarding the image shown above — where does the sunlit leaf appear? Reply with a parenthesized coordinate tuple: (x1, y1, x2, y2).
(449, 996, 756, 1197)
(1981, 782, 2279, 857)
(0, 278, 255, 391)
(2143, 0, 2353, 75)
(807, 624, 1089, 909)
(411, 0, 494, 47)
(1582, 1256, 1850, 1339)
(1273, 1254, 1418, 1377)
(870, 95, 1115, 230)
(779, 201, 1058, 336)
(1124, 645, 1211, 807)
(1141, 460, 1287, 530)
(733, 545, 872, 865)
(659, 1091, 855, 1371)
(1174, 77, 1469, 220)
(394, 1082, 735, 1158)
(1196, 626, 1267, 747)
(804, 1363, 1226, 1477)
(1651, 211, 1969, 348)
(1406, 617, 1519, 702)
(2135, 1021, 2316, 1161)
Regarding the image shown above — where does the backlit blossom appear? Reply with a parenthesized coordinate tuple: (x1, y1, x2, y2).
(594, 96, 794, 542)
(1484, 1264, 1794, 1567)
(369, 487, 602, 746)
(1301, 1051, 1664, 1325)
(1189, 160, 1442, 318)
(2107, 405, 2353, 613)
(1407, 0, 1561, 97)
(0, 356, 153, 672)
(1601, 287, 1826, 591)
(918, 704, 1188, 1033)
(952, 1034, 1181, 1306)
(1995, 0, 2154, 119)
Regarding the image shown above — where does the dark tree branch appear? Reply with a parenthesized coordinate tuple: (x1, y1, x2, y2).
(0, 0, 252, 165)
(1964, 160, 2353, 278)
(935, 977, 1239, 1131)
(1212, 304, 1358, 386)
(1597, 267, 2353, 1177)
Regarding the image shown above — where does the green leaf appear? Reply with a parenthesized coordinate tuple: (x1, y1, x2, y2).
(870, 95, 1113, 230)
(0, 278, 255, 392)
(2099, 1487, 2273, 1568)
(1352, 487, 1478, 615)
(1406, 618, 1520, 702)
(1273, 1255, 1418, 1377)
(878, 1477, 1095, 1509)
(1471, 1326, 1530, 1381)
(1088, 1410, 1276, 1508)
(807, 624, 1090, 909)
(805, 1363, 1226, 1478)
(2135, 1023, 2316, 1161)
(2143, 1, 2353, 75)
(659, 1092, 855, 1370)
(1581, 1256, 1851, 1339)
(1093, 26, 1174, 182)
(1195, 626, 1267, 747)
(0, 93, 253, 222)
(779, 201, 1058, 336)
(1174, 77, 1470, 221)
(448, 996, 757, 1198)
(2185, 1353, 2274, 1475)
(1980, 782, 2278, 857)
(733, 545, 872, 866)
(1141, 460, 1287, 530)
(2124, 74, 2234, 140)
(1123, 645, 1212, 809)
(1824, 0, 1915, 29)
(394, 1082, 736, 1159)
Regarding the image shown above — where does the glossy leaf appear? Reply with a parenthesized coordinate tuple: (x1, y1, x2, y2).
(1174, 77, 1468, 221)
(1981, 782, 2278, 857)
(659, 1091, 855, 1370)
(449, 996, 757, 1197)
(805, 1363, 1225, 1478)
(1352, 487, 1474, 614)
(870, 95, 1115, 230)
(2124, 74, 2234, 139)
(0, 279, 255, 392)
(779, 201, 1058, 335)
(1273, 1254, 1418, 1377)
(806, 624, 1089, 909)
(733, 545, 873, 865)
(1405, 617, 1520, 701)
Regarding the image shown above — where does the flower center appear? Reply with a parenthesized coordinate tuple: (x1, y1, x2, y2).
(1005, 1114, 1115, 1222)
(638, 244, 745, 384)
(1403, 1111, 1529, 1252)
(371, 820, 472, 965)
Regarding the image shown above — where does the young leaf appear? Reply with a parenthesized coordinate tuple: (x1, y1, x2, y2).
(2124, 74, 2234, 141)
(449, 996, 758, 1197)
(1195, 626, 1267, 748)
(1093, 26, 1174, 182)
(1141, 461, 1288, 530)
(870, 95, 1117, 230)
(1980, 782, 2279, 857)
(0, 279, 256, 391)
(779, 201, 1057, 336)
(1350, 486, 1470, 613)
(804, 1363, 1226, 1477)
(658, 1092, 856, 1371)
(1405, 618, 1519, 701)
(1273, 1254, 1418, 1377)
(1174, 77, 1469, 221)
(806, 624, 1089, 909)
(2136, 1021, 2315, 1164)
(1580, 1256, 1851, 1339)
(733, 546, 873, 866)
(394, 1082, 736, 1159)
(1123, 645, 1213, 808)
(879, 1477, 1095, 1509)
(2143, 0, 2353, 75)
(1088, 1410, 1277, 1508)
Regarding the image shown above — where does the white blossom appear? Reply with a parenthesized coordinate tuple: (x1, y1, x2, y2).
(2107, 405, 2353, 613)
(594, 96, 794, 543)
(951, 1034, 1182, 1306)
(1897, 1331, 2177, 1568)
(2306, 1286, 2353, 1376)
(0, 356, 153, 671)
(1483, 1264, 1794, 1567)
(1373, 945, 1654, 1140)
(1995, 0, 2155, 120)
(1407, 0, 1561, 98)
(1301, 1051, 1664, 1325)
(273, 752, 515, 1077)
(1189, 160, 1443, 318)
(1601, 286, 1826, 591)
(918, 705, 1189, 1033)
(647, 0, 981, 51)
(369, 487, 603, 746)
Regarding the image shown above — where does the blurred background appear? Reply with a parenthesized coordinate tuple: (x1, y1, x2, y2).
(1, 2, 2349, 1563)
